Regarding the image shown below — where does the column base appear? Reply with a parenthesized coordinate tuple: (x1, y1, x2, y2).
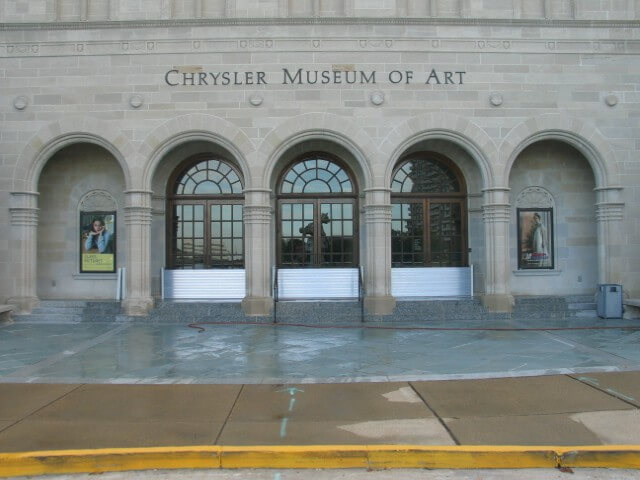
(122, 297, 154, 316)
(7, 296, 39, 314)
(482, 294, 514, 313)
(242, 296, 273, 316)
(364, 295, 396, 316)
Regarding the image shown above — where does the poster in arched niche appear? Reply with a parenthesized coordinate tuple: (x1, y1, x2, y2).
(79, 190, 117, 273)
(515, 186, 555, 270)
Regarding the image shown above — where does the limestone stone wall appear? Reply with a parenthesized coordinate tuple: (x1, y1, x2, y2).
(37, 144, 125, 299)
(509, 141, 598, 296)
(2, 0, 639, 21)
(0, 11, 638, 308)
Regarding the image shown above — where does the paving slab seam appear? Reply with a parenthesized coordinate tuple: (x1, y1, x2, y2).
(0, 383, 84, 435)
(407, 382, 460, 445)
(1, 445, 640, 477)
(570, 374, 640, 408)
(214, 384, 244, 445)
(531, 329, 640, 371)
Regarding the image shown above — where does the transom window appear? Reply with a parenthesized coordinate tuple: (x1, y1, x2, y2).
(277, 154, 357, 267)
(175, 159, 243, 195)
(280, 157, 353, 194)
(391, 154, 467, 267)
(167, 156, 244, 269)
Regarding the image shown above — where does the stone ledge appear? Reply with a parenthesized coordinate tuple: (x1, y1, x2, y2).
(0, 304, 13, 325)
(623, 299, 640, 319)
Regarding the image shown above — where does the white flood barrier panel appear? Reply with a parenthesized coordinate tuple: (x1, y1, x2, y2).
(163, 269, 246, 300)
(391, 267, 473, 298)
(277, 268, 359, 300)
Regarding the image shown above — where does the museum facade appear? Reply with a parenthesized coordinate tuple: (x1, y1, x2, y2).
(0, 0, 638, 317)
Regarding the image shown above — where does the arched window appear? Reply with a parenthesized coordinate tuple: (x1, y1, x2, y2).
(277, 154, 357, 267)
(391, 153, 467, 267)
(167, 156, 244, 269)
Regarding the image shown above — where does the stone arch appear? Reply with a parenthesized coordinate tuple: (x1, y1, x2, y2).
(500, 114, 620, 188)
(13, 117, 133, 192)
(139, 114, 256, 191)
(258, 113, 377, 191)
(380, 112, 497, 190)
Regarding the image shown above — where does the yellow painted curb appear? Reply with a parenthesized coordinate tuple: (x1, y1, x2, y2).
(0, 445, 640, 477)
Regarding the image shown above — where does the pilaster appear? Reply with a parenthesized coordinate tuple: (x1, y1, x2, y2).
(595, 187, 625, 285)
(362, 188, 395, 315)
(481, 187, 513, 313)
(8, 192, 40, 313)
(123, 190, 154, 316)
(241, 188, 273, 316)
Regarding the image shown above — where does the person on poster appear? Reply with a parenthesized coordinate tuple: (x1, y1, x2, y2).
(84, 218, 114, 254)
(529, 212, 547, 261)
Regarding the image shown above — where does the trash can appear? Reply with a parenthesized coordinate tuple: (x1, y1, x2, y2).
(596, 284, 623, 319)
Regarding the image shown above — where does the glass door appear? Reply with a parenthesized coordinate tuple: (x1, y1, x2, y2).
(279, 200, 356, 267)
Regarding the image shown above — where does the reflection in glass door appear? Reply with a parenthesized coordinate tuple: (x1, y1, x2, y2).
(172, 204, 205, 268)
(167, 156, 244, 269)
(279, 200, 355, 267)
(277, 154, 358, 268)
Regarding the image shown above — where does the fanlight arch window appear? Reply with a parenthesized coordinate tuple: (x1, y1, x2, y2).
(280, 157, 353, 194)
(391, 154, 467, 268)
(168, 156, 244, 269)
(277, 154, 358, 267)
(175, 159, 243, 195)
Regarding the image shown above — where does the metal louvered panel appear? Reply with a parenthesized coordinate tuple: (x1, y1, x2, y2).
(392, 267, 473, 298)
(277, 268, 359, 300)
(163, 269, 246, 300)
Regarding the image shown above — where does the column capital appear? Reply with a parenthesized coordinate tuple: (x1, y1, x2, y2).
(124, 205, 152, 225)
(9, 207, 39, 226)
(595, 202, 624, 222)
(363, 188, 391, 205)
(10, 191, 39, 206)
(243, 188, 272, 206)
(594, 186, 624, 204)
(481, 203, 510, 223)
(124, 190, 153, 208)
(243, 204, 272, 224)
(482, 187, 510, 204)
(363, 203, 392, 223)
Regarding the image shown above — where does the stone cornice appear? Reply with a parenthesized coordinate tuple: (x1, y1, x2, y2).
(1, 17, 639, 31)
(4, 36, 638, 58)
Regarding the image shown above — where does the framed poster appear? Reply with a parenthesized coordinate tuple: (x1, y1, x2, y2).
(517, 208, 553, 270)
(80, 212, 116, 273)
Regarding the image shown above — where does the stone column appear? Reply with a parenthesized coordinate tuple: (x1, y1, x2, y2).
(241, 188, 273, 316)
(123, 190, 154, 316)
(595, 187, 625, 285)
(362, 188, 395, 315)
(481, 187, 513, 312)
(8, 192, 40, 313)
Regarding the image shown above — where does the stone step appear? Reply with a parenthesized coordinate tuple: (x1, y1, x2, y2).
(275, 301, 363, 324)
(568, 302, 597, 310)
(13, 313, 85, 323)
(149, 301, 255, 324)
(37, 300, 90, 308)
(31, 306, 86, 315)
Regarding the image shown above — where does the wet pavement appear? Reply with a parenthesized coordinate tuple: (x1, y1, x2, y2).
(1, 316, 640, 384)
(2, 316, 640, 455)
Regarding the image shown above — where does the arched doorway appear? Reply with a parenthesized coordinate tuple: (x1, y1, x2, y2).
(390, 152, 471, 297)
(167, 155, 244, 269)
(277, 153, 358, 268)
